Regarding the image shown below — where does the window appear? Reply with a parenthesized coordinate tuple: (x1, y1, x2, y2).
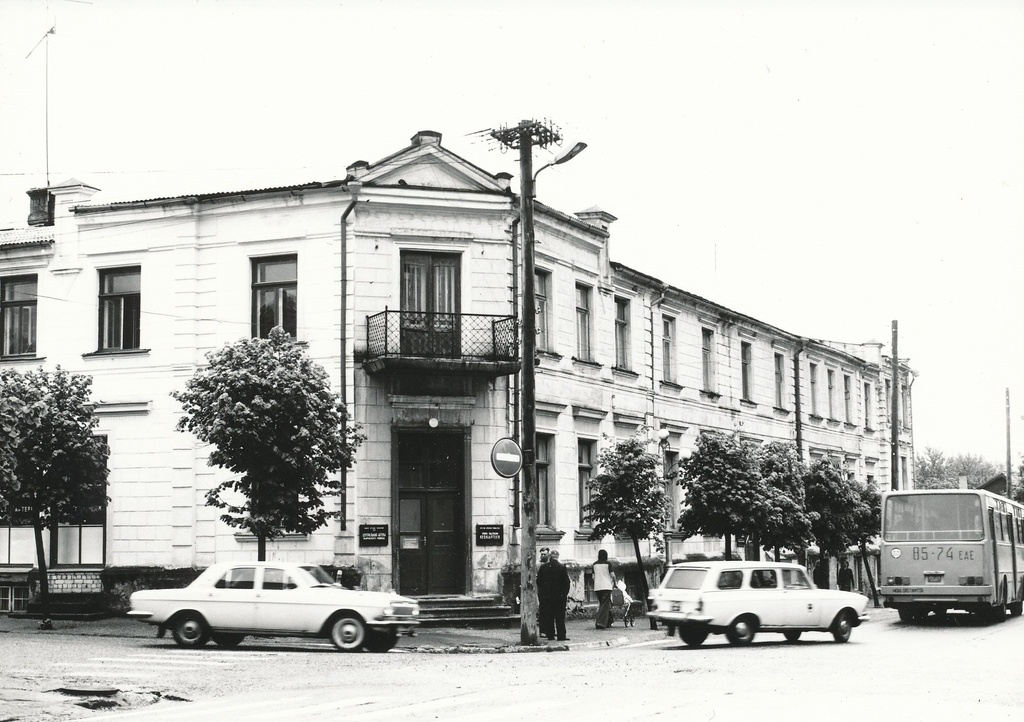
(885, 379, 892, 417)
(774, 353, 785, 408)
(750, 569, 778, 589)
(614, 297, 630, 369)
(537, 434, 553, 527)
(717, 570, 743, 590)
(215, 566, 256, 590)
(809, 363, 819, 415)
(98, 267, 140, 350)
(701, 328, 715, 391)
(864, 382, 873, 430)
(575, 284, 592, 361)
(782, 568, 811, 589)
(662, 315, 676, 382)
(2, 275, 37, 356)
(262, 567, 296, 591)
(827, 369, 836, 419)
(901, 382, 910, 426)
(0, 585, 30, 613)
(578, 439, 595, 525)
(252, 256, 297, 339)
(664, 449, 679, 529)
(56, 434, 108, 566)
(535, 270, 551, 351)
(400, 252, 460, 357)
(844, 374, 853, 423)
(741, 341, 752, 400)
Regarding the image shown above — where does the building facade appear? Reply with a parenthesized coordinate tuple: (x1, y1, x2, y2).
(0, 131, 914, 611)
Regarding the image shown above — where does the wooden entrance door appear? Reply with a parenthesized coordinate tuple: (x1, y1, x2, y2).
(396, 432, 464, 596)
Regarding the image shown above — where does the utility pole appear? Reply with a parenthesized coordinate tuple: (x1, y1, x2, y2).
(492, 120, 563, 645)
(890, 321, 900, 491)
(1006, 388, 1012, 496)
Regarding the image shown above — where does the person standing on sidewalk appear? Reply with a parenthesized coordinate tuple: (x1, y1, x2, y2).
(537, 549, 571, 641)
(593, 549, 617, 629)
(838, 559, 855, 592)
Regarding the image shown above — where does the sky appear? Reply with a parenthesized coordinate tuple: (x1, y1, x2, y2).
(2, 0, 1023, 468)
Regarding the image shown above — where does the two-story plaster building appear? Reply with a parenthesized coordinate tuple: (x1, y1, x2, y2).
(0, 130, 914, 612)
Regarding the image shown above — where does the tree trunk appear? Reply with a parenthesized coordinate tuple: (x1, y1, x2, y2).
(257, 535, 267, 562)
(631, 536, 657, 630)
(32, 518, 51, 624)
(859, 540, 880, 608)
(724, 533, 732, 561)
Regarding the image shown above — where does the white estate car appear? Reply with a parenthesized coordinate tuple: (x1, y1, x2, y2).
(128, 561, 420, 652)
(649, 561, 869, 647)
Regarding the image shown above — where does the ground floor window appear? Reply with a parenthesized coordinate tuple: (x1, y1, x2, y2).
(0, 585, 30, 613)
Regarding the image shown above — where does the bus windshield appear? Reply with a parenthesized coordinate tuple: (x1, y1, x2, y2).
(883, 493, 984, 542)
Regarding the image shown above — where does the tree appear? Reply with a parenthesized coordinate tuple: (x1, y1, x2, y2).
(0, 367, 109, 625)
(756, 442, 812, 560)
(803, 457, 861, 587)
(677, 433, 769, 561)
(583, 434, 670, 630)
(915, 447, 952, 489)
(172, 328, 363, 561)
(849, 480, 882, 606)
(947, 454, 999, 488)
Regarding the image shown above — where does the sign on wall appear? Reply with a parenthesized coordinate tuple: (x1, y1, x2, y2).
(359, 524, 389, 547)
(475, 524, 504, 546)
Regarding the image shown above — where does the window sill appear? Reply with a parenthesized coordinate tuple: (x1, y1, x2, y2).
(537, 350, 562, 360)
(773, 406, 791, 415)
(808, 414, 824, 421)
(234, 532, 308, 542)
(1, 354, 46, 364)
(659, 380, 682, 391)
(699, 390, 721, 401)
(611, 366, 639, 379)
(844, 422, 857, 430)
(82, 348, 151, 358)
(536, 526, 566, 543)
(740, 398, 757, 408)
(571, 357, 602, 369)
(574, 526, 597, 541)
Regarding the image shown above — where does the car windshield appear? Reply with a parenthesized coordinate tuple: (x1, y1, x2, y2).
(664, 567, 707, 590)
(300, 565, 337, 585)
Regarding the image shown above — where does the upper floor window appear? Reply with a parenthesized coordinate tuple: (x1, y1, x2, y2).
(2, 275, 37, 356)
(575, 283, 592, 361)
(843, 374, 853, 423)
(827, 369, 836, 419)
(864, 381, 873, 430)
(774, 353, 785, 408)
(535, 270, 551, 352)
(901, 382, 910, 426)
(701, 328, 716, 391)
(99, 267, 140, 351)
(662, 315, 676, 383)
(252, 256, 297, 339)
(537, 434, 553, 527)
(740, 341, 753, 400)
(614, 297, 630, 369)
(809, 363, 819, 415)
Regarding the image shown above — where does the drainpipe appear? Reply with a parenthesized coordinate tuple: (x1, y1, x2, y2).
(510, 215, 521, 528)
(339, 183, 363, 532)
(793, 341, 804, 459)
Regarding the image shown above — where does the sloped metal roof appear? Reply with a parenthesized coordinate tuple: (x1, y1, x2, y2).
(0, 226, 55, 248)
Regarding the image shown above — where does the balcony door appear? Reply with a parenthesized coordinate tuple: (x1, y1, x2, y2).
(396, 431, 465, 596)
(400, 252, 460, 358)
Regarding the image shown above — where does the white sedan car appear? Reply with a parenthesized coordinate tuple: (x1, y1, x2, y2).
(128, 561, 419, 652)
(649, 561, 869, 646)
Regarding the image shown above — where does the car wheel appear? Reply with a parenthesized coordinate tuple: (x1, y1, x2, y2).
(725, 615, 757, 646)
(171, 612, 209, 648)
(897, 608, 915, 623)
(363, 629, 398, 653)
(679, 627, 708, 647)
(831, 610, 855, 643)
(211, 633, 245, 648)
(783, 631, 802, 643)
(329, 614, 367, 652)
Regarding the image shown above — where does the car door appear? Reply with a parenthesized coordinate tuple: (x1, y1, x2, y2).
(255, 566, 312, 633)
(202, 565, 259, 630)
(748, 568, 786, 627)
(781, 567, 820, 627)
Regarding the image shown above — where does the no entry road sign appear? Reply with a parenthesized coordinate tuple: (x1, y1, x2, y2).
(490, 437, 523, 478)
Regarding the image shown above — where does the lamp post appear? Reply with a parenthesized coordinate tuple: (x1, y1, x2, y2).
(492, 121, 586, 645)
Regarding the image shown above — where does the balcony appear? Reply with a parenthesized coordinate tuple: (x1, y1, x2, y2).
(364, 310, 520, 378)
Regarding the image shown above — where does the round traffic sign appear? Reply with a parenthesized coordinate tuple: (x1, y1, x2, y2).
(490, 437, 523, 478)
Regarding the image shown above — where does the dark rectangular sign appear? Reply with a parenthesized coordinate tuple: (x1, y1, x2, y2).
(475, 524, 503, 546)
(359, 524, 389, 547)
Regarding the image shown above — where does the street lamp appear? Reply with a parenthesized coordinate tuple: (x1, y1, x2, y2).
(533, 142, 588, 182)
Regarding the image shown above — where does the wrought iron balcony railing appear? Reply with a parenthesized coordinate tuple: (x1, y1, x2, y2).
(366, 309, 518, 363)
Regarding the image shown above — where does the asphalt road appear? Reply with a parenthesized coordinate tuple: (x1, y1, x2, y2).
(2, 608, 1021, 722)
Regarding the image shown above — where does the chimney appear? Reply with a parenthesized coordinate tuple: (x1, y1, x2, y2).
(27, 187, 55, 227)
(575, 206, 618, 232)
(410, 130, 442, 147)
(495, 172, 513, 192)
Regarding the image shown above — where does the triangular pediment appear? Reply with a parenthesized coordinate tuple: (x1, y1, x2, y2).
(358, 132, 508, 193)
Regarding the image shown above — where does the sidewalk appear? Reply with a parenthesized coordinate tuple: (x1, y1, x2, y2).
(0, 613, 668, 653)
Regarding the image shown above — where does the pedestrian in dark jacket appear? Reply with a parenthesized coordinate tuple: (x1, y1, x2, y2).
(838, 559, 855, 592)
(537, 549, 571, 641)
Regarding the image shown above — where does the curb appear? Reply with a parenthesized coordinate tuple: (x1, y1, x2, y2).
(403, 635, 631, 654)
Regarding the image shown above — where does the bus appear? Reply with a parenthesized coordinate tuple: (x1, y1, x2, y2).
(880, 489, 1024, 622)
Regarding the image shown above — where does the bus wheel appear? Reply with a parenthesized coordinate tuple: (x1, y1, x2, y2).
(1009, 602, 1023, 617)
(897, 608, 915, 623)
